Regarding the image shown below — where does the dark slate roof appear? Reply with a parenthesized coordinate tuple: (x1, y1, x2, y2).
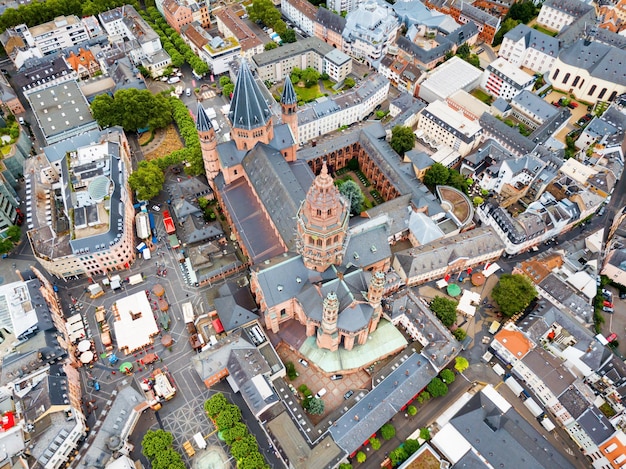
(316, 7, 346, 34)
(229, 59, 272, 130)
(227, 349, 278, 415)
(281, 75, 297, 106)
(242, 145, 312, 250)
(511, 90, 559, 122)
(504, 24, 560, 57)
(449, 391, 576, 469)
(329, 351, 438, 454)
(479, 113, 536, 156)
(196, 103, 212, 132)
(558, 39, 626, 86)
(214, 282, 259, 332)
(559, 386, 592, 420)
(543, 0, 593, 17)
(576, 407, 614, 444)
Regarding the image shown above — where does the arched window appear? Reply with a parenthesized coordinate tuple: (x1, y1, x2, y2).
(588, 85, 597, 96)
(309, 236, 314, 244)
(598, 88, 607, 100)
(552, 68, 559, 80)
(317, 239, 323, 247)
(333, 235, 338, 243)
(562, 72, 570, 84)
(572, 76, 580, 87)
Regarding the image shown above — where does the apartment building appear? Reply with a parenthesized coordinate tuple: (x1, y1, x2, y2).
(28, 128, 136, 280)
(481, 57, 535, 100)
(162, 0, 210, 33)
(379, 54, 421, 95)
(252, 36, 352, 82)
(418, 100, 483, 156)
(342, 1, 400, 68)
(99, 5, 171, 77)
(181, 22, 241, 75)
(16, 15, 89, 56)
(537, 0, 594, 32)
(499, 23, 560, 74)
(281, 0, 318, 36)
(314, 8, 346, 50)
(214, 7, 264, 59)
(298, 73, 389, 143)
(510, 90, 559, 130)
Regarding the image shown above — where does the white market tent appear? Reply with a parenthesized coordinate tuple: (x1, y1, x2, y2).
(457, 289, 481, 317)
(113, 291, 159, 353)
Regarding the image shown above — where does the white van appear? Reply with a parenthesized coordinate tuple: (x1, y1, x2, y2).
(168, 76, 181, 84)
(315, 388, 327, 399)
(186, 88, 191, 97)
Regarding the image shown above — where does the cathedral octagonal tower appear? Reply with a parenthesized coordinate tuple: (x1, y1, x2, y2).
(197, 104, 219, 184)
(228, 59, 274, 151)
(297, 162, 350, 272)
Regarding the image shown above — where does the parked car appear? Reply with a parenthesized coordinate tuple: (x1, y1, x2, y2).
(152, 205, 161, 211)
(620, 291, 626, 299)
(344, 390, 354, 400)
(607, 333, 618, 342)
(604, 300, 614, 308)
(330, 374, 343, 380)
(568, 101, 579, 109)
(315, 388, 327, 399)
(603, 306, 614, 313)
(603, 289, 612, 298)
(298, 358, 309, 367)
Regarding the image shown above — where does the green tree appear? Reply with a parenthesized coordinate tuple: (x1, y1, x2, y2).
(493, 18, 520, 46)
(6, 225, 20, 243)
(429, 296, 458, 327)
(230, 434, 257, 460)
(453, 328, 467, 341)
(344, 77, 356, 88)
(455, 356, 469, 373)
(447, 169, 469, 193)
(390, 447, 408, 466)
(390, 125, 415, 155)
(285, 361, 297, 380)
(456, 43, 471, 59)
(282, 28, 297, 43)
(223, 83, 235, 98)
(219, 76, 232, 87)
(407, 405, 417, 416)
(427, 377, 448, 397)
(264, 41, 278, 50)
(215, 404, 242, 430)
(472, 196, 484, 206)
(222, 422, 249, 445)
(370, 437, 381, 450)
(419, 427, 431, 441)
(380, 423, 396, 440)
(347, 158, 359, 170)
(128, 161, 165, 201)
(339, 464, 352, 469)
(338, 180, 364, 215)
(492, 274, 537, 317)
(248, 0, 281, 28)
(152, 448, 185, 469)
(423, 162, 449, 187)
(404, 439, 420, 455)
(301, 67, 321, 87)
(508, 0, 537, 23)
(141, 430, 173, 460)
(305, 397, 325, 415)
(440, 369, 455, 384)
(240, 451, 269, 469)
(205, 393, 228, 418)
(356, 451, 366, 463)
(90, 94, 117, 128)
(416, 391, 430, 404)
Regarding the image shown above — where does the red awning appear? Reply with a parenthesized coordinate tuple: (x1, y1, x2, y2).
(467, 267, 473, 274)
(212, 318, 224, 334)
(444, 273, 450, 282)
(1, 411, 15, 431)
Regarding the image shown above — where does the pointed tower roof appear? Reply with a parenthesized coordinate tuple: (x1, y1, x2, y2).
(228, 60, 272, 130)
(196, 104, 213, 132)
(281, 75, 297, 106)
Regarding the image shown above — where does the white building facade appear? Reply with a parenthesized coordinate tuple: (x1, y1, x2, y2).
(481, 57, 535, 100)
(499, 24, 559, 74)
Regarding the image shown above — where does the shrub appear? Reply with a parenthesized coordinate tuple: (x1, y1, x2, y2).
(356, 451, 366, 463)
(407, 405, 417, 416)
(370, 437, 381, 450)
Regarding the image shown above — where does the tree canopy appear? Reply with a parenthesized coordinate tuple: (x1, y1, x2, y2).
(492, 274, 537, 317)
(128, 161, 165, 201)
(423, 162, 470, 193)
(390, 125, 415, 155)
(142, 430, 174, 460)
(264, 41, 278, 50)
(248, 0, 286, 34)
(230, 434, 258, 460)
(429, 296, 458, 328)
(291, 67, 320, 88)
(338, 180, 364, 215)
(91, 89, 172, 132)
(440, 369, 455, 384)
(427, 377, 448, 397)
(455, 356, 469, 373)
(215, 404, 242, 430)
(152, 448, 186, 469)
(305, 397, 325, 415)
(222, 422, 249, 445)
(390, 447, 408, 466)
(380, 423, 396, 440)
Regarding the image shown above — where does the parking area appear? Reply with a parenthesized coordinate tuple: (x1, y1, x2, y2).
(599, 286, 626, 358)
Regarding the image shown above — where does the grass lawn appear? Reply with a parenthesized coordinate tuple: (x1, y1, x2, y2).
(533, 25, 558, 36)
(322, 79, 339, 94)
(471, 88, 492, 104)
(294, 83, 323, 103)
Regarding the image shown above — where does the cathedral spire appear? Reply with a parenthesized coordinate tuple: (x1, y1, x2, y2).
(281, 75, 297, 105)
(296, 162, 349, 272)
(228, 59, 275, 151)
(281, 75, 298, 148)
